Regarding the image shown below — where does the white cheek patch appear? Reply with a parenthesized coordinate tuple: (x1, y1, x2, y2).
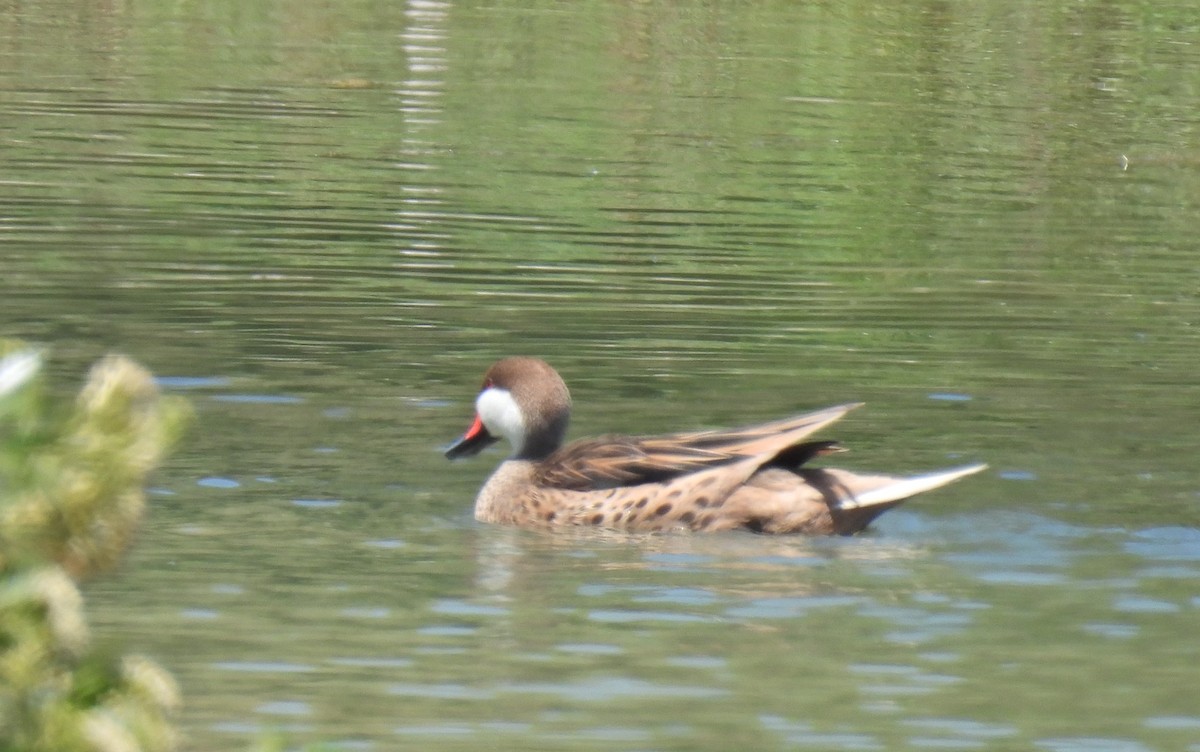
(476, 387, 525, 450)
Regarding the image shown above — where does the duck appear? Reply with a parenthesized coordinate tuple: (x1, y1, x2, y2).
(445, 357, 985, 535)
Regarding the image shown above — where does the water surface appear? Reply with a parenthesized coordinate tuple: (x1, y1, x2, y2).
(3, 1, 1199, 750)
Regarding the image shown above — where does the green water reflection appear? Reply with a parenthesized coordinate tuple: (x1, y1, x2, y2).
(3, 1, 1199, 750)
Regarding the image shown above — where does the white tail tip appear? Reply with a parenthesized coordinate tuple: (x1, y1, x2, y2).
(837, 463, 988, 510)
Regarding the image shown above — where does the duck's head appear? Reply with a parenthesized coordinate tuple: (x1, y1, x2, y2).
(445, 356, 571, 461)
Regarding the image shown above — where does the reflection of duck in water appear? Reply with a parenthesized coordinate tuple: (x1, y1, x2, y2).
(447, 357, 985, 535)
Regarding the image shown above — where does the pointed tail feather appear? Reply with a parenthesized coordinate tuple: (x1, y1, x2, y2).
(835, 463, 988, 510)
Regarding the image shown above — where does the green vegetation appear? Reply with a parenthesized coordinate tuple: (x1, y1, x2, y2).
(1, 343, 190, 752)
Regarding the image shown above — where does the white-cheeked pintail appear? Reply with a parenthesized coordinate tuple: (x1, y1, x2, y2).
(446, 357, 985, 535)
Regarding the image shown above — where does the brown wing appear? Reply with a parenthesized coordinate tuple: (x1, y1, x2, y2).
(533, 402, 862, 491)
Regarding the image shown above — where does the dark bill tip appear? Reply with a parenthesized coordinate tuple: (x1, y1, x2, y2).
(444, 414, 497, 460)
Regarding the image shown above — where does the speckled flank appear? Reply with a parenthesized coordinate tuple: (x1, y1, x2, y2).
(473, 437, 982, 535)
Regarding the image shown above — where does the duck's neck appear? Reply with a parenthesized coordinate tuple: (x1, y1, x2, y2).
(474, 459, 537, 524)
(514, 435, 560, 461)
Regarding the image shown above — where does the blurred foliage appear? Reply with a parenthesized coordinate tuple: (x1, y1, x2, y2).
(1, 342, 191, 752)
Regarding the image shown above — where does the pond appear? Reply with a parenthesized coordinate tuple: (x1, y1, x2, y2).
(3, 1, 1199, 750)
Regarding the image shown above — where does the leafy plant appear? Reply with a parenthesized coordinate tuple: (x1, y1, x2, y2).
(1, 344, 191, 752)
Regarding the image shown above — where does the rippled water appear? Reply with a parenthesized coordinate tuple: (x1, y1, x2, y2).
(3, 1, 1200, 750)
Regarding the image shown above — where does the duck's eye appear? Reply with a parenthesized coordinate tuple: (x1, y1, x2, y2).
(480, 377, 494, 391)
